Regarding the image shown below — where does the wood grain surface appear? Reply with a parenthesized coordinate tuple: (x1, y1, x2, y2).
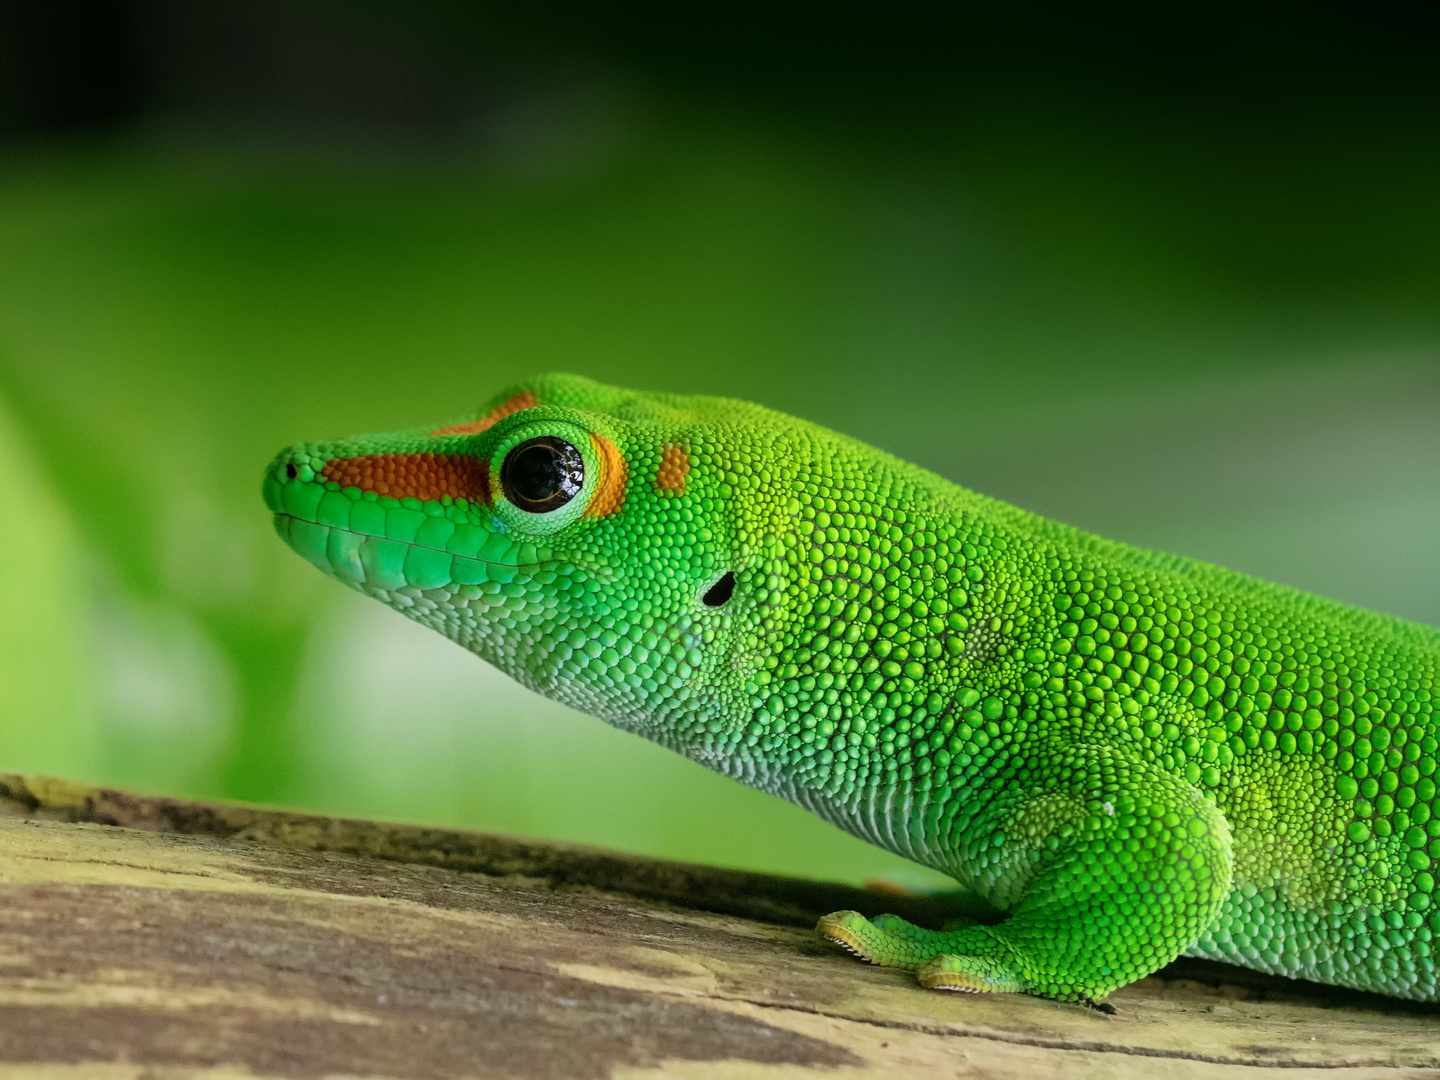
(2, 773, 1439, 1079)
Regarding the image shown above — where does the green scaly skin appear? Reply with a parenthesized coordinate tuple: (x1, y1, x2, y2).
(266, 373, 1440, 1006)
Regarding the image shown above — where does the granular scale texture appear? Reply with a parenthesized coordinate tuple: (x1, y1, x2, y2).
(266, 374, 1440, 1006)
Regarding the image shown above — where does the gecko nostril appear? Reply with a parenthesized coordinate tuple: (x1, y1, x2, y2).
(286, 463, 298, 480)
(702, 572, 735, 608)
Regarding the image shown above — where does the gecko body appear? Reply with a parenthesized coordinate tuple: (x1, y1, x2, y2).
(267, 374, 1440, 1004)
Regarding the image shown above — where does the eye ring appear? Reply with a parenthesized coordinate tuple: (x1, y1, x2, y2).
(500, 436, 585, 513)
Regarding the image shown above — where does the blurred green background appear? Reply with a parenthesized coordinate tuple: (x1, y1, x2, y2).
(0, 0, 1436, 890)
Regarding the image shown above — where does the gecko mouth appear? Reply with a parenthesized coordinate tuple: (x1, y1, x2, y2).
(272, 512, 565, 594)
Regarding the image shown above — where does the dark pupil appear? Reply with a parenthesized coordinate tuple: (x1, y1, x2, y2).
(501, 437, 585, 512)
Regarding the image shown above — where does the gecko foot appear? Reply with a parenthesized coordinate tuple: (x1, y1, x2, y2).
(820, 910, 1035, 996)
(917, 952, 1025, 994)
(816, 909, 978, 972)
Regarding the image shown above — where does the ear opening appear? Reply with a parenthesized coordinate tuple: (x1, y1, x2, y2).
(702, 571, 736, 607)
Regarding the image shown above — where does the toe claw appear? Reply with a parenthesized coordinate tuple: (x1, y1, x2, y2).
(816, 910, 929, 970)
(816, 910, 874, 963)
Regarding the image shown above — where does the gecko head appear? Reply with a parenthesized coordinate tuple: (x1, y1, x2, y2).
(263, 373, 819, 745)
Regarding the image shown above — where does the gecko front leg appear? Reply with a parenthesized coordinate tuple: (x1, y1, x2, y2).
(820, 745, 1234, 1006)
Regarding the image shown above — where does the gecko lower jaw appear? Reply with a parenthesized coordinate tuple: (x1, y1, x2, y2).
(273, 512, 573, 594)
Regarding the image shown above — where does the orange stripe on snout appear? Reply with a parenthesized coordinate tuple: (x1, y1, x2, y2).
(584, 434, 628, 518)
(430, 391, 537, 436)
(321, 453, 492, 505)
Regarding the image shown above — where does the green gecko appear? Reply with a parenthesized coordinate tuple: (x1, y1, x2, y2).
(266, 373, 1440, 1007)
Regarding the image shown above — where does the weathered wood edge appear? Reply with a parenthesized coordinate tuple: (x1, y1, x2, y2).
(8, 813, 1434, 1078)
(0, 771, 986, 930)
(7, 773, 1440, 1077)
(2, 770, 1423, 1014)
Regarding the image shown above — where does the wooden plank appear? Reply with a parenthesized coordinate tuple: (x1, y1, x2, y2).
(2, 774, 1439, 1078)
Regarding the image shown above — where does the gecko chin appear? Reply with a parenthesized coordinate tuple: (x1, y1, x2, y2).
(265, 492, 742, 751)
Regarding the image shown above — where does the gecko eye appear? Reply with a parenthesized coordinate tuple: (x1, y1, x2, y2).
(500, 436, 585, 513)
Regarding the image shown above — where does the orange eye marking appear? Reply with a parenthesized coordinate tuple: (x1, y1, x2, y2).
(430, 391, 538, 436)
(321, 452, 492, 506)
(655, 442, 690, 495)
(584, 433, 628, 518)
